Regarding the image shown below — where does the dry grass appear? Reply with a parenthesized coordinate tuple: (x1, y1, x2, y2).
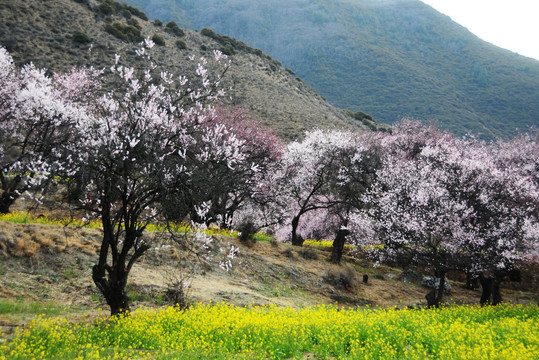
(0, 222, 100, 258)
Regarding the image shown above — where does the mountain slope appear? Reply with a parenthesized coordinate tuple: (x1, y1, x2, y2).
(126, 0, 539, 138)
(0, 0, 368, 140)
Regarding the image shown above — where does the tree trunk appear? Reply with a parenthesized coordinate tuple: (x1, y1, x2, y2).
(0, 174, 23, 214)
(92, 264, 130, 316)
(92, 200, 131, 316)
(291, 215, 304, 246)
(465, 273, 479, 290)
(492, 275, 504, 305)
(425, 290, 436, 308)
(425, 271, 446, 308)
(0, 192, 16, 214)
(479, 273, 494, 305)
(330, 228, 350, 264)
(435, 272, 446, 308)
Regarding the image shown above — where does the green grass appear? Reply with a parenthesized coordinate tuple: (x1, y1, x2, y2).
(1, 303, 538, 359)
(0, 300, 71, 317)
(252, 231, 273, 242)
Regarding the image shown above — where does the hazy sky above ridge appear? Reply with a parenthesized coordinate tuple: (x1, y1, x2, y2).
(421, 0, 539, 61)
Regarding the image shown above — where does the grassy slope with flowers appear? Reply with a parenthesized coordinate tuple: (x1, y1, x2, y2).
(1, 303, 538, 359)
(1, 212, 538, 359)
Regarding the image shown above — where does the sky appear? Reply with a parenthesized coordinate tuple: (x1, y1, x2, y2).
(420, 0, 539, 61)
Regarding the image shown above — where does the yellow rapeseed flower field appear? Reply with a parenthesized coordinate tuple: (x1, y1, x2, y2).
(1, 303, 537, 359)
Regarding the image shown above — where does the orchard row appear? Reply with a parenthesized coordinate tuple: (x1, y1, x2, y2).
(1, 39, 537, 313)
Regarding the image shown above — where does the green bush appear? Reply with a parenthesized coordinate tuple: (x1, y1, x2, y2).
(98, 2, 115, 15)
(152, 34, 165, 46)
(104, 22, 143, 42)
(252, 48, 264, 57)
(176, 39, 187, 49)
(345, 109, 375, 122)
(72, 31, 91, 44)
(123, 4, 148, 20)
(200, 27, 218, 39)
(98, 0, 148, 20)
(154, 19, 163, 27)
(127, 18, 141, 30)
(165, 21, 184, 37)
(200, 27, 276, 61)
(219, 44, 235, 55)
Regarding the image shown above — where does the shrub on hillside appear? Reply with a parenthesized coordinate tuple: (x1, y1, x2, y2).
(152, 34, 165, 46)
(97, 0, 148, 20)
(200, 27, 218, 39)
(154, 19, 163, 27)
(237, 219, 258, 247)
(219, 44, 235, 56)
(127, 18, 141, 30)
(324, 266, 358, 292)
(72, 31, 91, 44)
(176, 40, 187, 49)
(123, 4, 148, 20)
(98, 2, 115, 15)
(165, 21, 184, 37)
(104, 22, 143, 42)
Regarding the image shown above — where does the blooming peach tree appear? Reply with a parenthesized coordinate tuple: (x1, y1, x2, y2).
(53, 39, 244, 315)
(267, 129, 357, 246)
(184, 105, 283, 226)
(356, 120, 538, 306)
(0, 46, 99, 213)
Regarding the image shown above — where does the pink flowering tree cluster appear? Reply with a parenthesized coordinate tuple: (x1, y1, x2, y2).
(55, 40, 247, 315)
(354, 120, 538, 307)
(263, 129, 382, 262)
(268, 129, 356, 247)
(184, 105, 283, 227)
(254, 119, 537, 305)
(0, 46, 100, 213)
(1, 41, 279, 315)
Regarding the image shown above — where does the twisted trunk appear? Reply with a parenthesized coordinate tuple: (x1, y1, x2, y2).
(291, 215, 304, 246)
(330, 227, 350, 264)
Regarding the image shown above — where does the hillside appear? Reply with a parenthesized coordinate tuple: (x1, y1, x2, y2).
(125, 0, 539, 138)
(0, 0, 376, 140)
(1, 220, 537, 340)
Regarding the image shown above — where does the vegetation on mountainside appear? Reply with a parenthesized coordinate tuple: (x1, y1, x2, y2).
(200, 27, 279, 66)
(105, 22, 144, 42)
(98, 0, 149, 20)
(0, 0, 358, 140)
(126, 0, 539, 139)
